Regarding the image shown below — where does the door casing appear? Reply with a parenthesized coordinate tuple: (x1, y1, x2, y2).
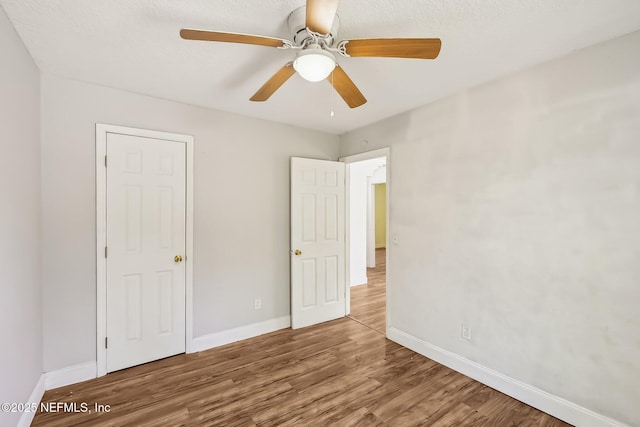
(96, 124, 194, 377)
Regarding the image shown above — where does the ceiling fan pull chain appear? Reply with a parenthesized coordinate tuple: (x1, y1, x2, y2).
(330, 70, 335, 117)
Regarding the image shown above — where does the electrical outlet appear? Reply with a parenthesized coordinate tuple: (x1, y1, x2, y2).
(254, 298, 262, 310)
(461, 324, 472, 341)
(392, 233, 399, 245)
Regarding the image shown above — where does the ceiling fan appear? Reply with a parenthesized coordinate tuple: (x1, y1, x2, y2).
(180, 0, 441, 108)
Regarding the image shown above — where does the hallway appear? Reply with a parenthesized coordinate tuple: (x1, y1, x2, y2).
(349, 248, 386, 333)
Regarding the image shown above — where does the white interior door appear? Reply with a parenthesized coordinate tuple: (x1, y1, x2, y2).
(106, 133, 186, 372)
(291, 157, 346, 329)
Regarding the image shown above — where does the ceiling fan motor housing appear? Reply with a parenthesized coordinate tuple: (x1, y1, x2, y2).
(288, 6, 340, 46)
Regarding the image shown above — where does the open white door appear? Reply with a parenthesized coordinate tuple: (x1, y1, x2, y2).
(105, 132, 186, 372)
(291, 157, 346, 329)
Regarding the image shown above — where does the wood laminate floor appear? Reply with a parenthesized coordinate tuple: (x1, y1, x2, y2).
(32, 329, 569, 425)
(32, 248, 569, 426)
(349, 248, 387, 333)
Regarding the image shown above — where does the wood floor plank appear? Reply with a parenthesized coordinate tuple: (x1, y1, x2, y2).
(349, 248, 387, 333)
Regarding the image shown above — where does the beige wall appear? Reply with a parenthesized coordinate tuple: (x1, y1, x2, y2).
(340, 31, 640, 426)
(40, 74, 339, 371)
(374, 184, 386, 248)
(0, 5, 42, 426)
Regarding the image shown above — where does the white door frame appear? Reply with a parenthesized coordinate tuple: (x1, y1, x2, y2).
(95, 124, 194, 377)
(340, 147, 391, 332)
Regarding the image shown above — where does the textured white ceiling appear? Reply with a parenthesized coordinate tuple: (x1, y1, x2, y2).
(2, 0, 639, 134)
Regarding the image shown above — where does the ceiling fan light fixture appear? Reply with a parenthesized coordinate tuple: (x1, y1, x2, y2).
(293, 46, 336, 82)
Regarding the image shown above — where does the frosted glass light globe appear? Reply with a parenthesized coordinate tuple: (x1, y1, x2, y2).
(293, 47, 336, 82)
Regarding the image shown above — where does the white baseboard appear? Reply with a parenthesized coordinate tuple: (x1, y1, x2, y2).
(17, 362, 96, 426)
(16, 318, 287, 426)
(17, 374, 45, 427)
(191, 316, 291, 353)
(44, 361, 97, 390)
(350, 276, 368, 287)
(28, 317, 289, 399)
(387, 327, 628, 427)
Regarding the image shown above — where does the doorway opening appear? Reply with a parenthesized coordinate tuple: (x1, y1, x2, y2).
(349, 245, 386, 333)
(342, 149, 389, 335)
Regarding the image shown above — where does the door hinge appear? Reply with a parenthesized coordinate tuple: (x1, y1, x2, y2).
(105, 337, 108, 349)
(104, 155, 107, 167)
(104, 246, 108, 258)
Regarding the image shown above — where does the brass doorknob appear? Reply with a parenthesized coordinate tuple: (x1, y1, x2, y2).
(174, 255, 183, 263)
(294, 249, 302, 256)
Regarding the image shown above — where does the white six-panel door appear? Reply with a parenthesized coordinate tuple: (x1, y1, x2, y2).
(106, 133, 186, 372)
(291, 157, 346, 329)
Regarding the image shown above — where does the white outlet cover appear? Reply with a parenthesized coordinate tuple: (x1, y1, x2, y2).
(392, 233, 399, 245)
(461, 325, 472, 340)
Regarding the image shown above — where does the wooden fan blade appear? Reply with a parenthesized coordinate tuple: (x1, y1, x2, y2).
(327, 66, 366, 108)
(344, 38, 442, 59)
(250, 63, 296, 102)
(306, 0, 339, 34)
(180, 29, 289, 48)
